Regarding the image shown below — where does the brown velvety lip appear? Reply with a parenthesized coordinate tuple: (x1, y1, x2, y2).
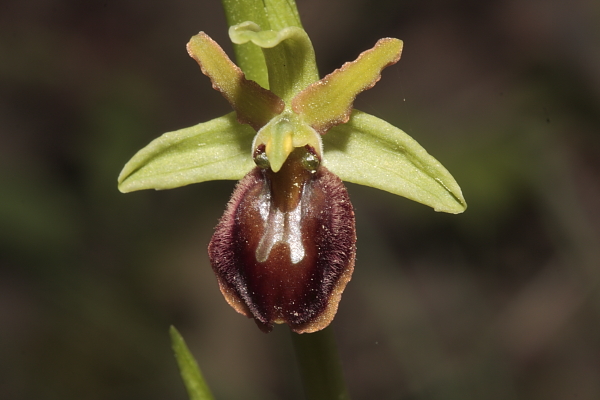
(208, 148, 356, 333)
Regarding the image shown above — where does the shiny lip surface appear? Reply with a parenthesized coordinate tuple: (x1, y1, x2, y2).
(208, 147, 356, 333)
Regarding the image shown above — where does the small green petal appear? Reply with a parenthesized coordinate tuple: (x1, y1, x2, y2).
(118, 112, 255, 193)
(323, 111, 467, 214)
(187, 32, 284, 131)
(229, 22, 319, 102)
(293, 38, 402, 134)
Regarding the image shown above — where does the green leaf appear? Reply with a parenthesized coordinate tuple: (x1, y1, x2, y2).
(118, 112, 255, 192)
(323, 110, 467, 214)
(170, 326, 215, 400)
(293, 38, 402, 134)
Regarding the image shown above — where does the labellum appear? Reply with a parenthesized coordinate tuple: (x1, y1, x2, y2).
(208, 146, 356, 333)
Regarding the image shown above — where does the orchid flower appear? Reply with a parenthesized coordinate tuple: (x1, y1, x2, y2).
(118, 2, 466, 334)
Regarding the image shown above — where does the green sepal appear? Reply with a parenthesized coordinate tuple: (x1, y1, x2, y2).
(170, 326, 215, 400)
(229, 21, 319, 102)
(118, 112, 255, 192)
(323, 110, 467, 214)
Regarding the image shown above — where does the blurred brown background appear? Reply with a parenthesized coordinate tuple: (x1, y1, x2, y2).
(1, 0, 599, 399)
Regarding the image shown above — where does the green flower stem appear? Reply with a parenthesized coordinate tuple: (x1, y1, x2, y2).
(291, 327, 351, 400)
(221, 0, 352, 395)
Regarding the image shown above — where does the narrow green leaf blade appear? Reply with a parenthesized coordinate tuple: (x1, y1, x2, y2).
(323, 110, 467, 213)
(170, 326, 215, 400)
(118, 112, 255, 192)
